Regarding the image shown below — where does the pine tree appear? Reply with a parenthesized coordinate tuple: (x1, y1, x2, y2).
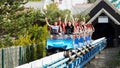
(0, 0, 26, 36)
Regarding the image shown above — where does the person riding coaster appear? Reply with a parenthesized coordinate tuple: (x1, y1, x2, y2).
(45, 16, 95, 58)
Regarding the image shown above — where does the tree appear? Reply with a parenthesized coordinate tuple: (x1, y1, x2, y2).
(28, 0, 42, 1)
(88, 0, 96, 3)
(0, 0, 26, 36)
(43, 3, 71, 24)
(0, 0, 48, 47)
(109, 0, 117, 3)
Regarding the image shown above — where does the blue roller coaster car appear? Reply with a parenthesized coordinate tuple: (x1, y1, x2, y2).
(46, 35, 91, 55)
(46, 38, 74, 50)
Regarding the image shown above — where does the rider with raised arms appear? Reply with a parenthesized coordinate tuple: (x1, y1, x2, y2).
(45, 17, 59, 39)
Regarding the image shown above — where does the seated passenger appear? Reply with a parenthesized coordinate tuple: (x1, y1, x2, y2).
(89, 24, 95, 37)
(58, 16, 67, 35)
(65, 21, 74, 34)
(71, 15, 80, 34)
(84, 23, 95, 41)
(45, 17, 59, 39)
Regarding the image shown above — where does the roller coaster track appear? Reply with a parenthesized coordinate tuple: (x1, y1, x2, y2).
(16, 37, 107, 68)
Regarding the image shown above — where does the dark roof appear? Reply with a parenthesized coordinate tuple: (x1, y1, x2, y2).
(87, 0, 120, 14)
(87, 0, 120, 25)
(88, 8, 120, 25)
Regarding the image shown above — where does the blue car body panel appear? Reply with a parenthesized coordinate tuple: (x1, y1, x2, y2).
(46, 36, 91, 50)
(79, 37, 84, 43)
(46, 38, 74, 50)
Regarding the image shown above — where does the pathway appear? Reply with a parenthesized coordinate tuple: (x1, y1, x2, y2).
(85, 47, 120, 68)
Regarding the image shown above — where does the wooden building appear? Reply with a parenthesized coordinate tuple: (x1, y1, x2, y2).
(87, 0, 120, 47)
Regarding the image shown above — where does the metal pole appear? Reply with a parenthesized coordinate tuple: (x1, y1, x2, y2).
(19, 47, 22, 65)
(2, 49, 4, 68)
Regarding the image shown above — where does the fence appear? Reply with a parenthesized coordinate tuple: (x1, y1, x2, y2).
(0, 43, 46, 68)
(0, 49, 2, 68)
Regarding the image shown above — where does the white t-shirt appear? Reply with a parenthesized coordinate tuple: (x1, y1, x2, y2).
(51, 26, 59, 33)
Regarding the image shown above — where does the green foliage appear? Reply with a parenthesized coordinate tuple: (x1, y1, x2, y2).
(0, 0, 46, 64)
(28, 0, 41, 1)
(0, 0, 25, 6)
(14, 25, 48, 46)
(14, 32, 33, 46)
(22, 43, 46, 63)
(0, 0, 48, 61)
(36, 42, 46, 58)
(88, 0, 96, 3)
(0, 34, 13, 48)
(0, 0, 26, 36)
(74, 13, 90, 23)
(32, 44, 37, 60)
(0, 0, 47, 47)
(44, 3, 71, 23)
(0, 1, 46, 37)
(25, 46, 31, 63)
(24, 44, 39, 63)
(14, 25, 48, 60)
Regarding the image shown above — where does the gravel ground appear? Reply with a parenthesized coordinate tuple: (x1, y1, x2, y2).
(85, 47, 120, 68)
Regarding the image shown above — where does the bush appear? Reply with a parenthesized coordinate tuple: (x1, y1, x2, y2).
(0, 34, 13, 48)
(14, 25, 48, 45)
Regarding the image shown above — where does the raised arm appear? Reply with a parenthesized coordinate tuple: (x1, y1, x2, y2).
(58, 17, 62, 25)
(70, 14, 75, 26)
(64, 14, 68, 25)
(91, 24, 95, 32)
(45, 17, 51, 27)
(83, 17, 86, 23)
(58, 17, 61, 22)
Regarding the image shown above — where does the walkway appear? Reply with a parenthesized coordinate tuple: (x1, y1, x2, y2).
(85, 47, 120, 68)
